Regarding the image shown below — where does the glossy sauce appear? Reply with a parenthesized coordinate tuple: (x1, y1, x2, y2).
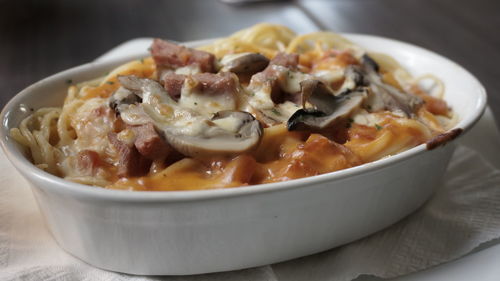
(85, 55, 450, 191)
(107, 126, 364, 191)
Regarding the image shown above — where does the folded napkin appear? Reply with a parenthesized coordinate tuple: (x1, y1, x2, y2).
(2, 142, 500, 281)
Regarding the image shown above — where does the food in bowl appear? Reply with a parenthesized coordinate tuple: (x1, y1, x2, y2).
(0, 24, 485, 275)
(10, 23, 456, 191)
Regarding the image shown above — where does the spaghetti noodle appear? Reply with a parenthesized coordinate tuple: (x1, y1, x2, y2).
(11, 24, 454, 191)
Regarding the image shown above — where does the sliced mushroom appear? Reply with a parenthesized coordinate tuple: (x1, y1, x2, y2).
(288, 92, 366, 131)
(117, 75, 182, 126)
(244, 62, 313, 126)
(337, 65, 368, 94)
(113, 75, 263, 158)
(118, 75, 175, 105)
(108, 76, 165, 125)
(299, 80, 338, 112)
(163, 111, 263, 158)
(220, 53, 270, 75)
(361, 55, 423, 116)
(365, 79, 423, 116)
(362, 54, 380, 72)
(109, 87, 141, 112)
(288, 80, 367, 131)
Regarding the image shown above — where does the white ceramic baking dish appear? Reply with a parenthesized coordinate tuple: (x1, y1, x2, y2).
(0, 34, 486, 275)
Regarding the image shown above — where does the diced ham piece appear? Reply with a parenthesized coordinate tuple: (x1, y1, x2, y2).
(162, 72, 239, 103)
(250, 52, 300, 87)
(108, 132, 151, 178)
(189, 72, 238, 95)
(162, 73, 186, 100)
(151, 39, 216, 73)
(248, 53, 301, 104)
(131, 123, 171, 160)
(269, 52, 299, 69)
(76, 150, 102, 176)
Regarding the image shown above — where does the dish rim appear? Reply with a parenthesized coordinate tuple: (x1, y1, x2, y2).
(0, 33, 487, 202)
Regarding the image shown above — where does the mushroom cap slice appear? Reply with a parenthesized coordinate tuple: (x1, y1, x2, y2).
(365, 80, 423, 116)
(118, 75, 175, 105)
(338, 65, 369, 94)
(288, 79, 367, 131)
(220, 53, 270, 75)
(360, 54, 423, 116)
(114, 75, 263, 158)
(299, 79, 338, 112)
(109, 87, 142, 113)
(288, 92, 366, 131)
(362, 54, 380, 72)
(163, 111, 263, 158)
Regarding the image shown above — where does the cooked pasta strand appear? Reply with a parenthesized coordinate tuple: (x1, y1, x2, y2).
(10, 24, 454, 190)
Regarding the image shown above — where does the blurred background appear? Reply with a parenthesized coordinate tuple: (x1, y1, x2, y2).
(1, 0, 499, 121)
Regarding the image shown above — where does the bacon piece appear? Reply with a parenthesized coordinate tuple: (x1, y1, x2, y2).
(151, 39, 216, 73)
(131, 123, 171, 160)
(108, 132, 151, 178)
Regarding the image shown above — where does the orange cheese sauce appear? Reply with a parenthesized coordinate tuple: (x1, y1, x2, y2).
(107, 125, 364, 191)
(344, 113, 432, 162)
(85, 53, 448, 191)
(105, 114, 435, 191)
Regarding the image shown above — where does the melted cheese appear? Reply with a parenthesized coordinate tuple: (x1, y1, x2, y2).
(352, 109, 383, 126)
(219, 52, 252, 72)
(248, 84, 275, 110)
(312, 69, 344, 85)
(15, 26, 453, 192)
(212, 115, 242, 133)
(175, 65, 201, 75)
(70, 98, 115, 154)
(278, 68, 311, 93)
(119, 104, 152, 125)
(179, 84, 237, 116)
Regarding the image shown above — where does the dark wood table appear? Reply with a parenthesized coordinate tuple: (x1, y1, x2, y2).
(1, 0, 499, 122)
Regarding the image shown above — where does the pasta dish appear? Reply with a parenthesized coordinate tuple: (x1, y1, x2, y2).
(11, 24, 455, 191)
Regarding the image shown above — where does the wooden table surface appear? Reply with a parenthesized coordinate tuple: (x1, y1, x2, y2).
(1, 0, 499, 122)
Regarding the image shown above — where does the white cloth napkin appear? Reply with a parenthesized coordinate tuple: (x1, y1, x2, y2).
(2, 141, 500, 281)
